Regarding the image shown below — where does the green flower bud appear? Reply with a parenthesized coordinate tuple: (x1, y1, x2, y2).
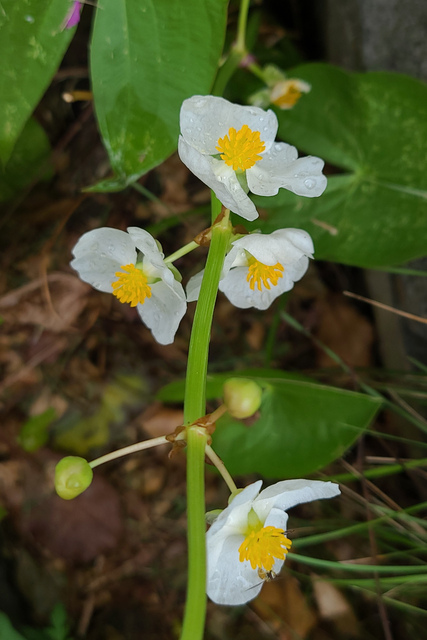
(223, 378, 262, 419)
(54, 456, 93, 500)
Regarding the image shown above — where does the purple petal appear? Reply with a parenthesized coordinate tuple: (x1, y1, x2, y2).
(64, 1, 82, 29)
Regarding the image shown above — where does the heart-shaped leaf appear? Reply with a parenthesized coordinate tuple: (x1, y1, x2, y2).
(249, 64, 427, 268)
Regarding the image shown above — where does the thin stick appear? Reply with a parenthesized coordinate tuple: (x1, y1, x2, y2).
(344, 290, 427, 324)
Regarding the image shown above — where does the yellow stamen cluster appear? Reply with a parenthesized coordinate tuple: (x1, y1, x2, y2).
(246, 256, 284, 291)
(239, 526, 292, 572)
(111, 263, 152, 307)
(216, 125, 265, 172)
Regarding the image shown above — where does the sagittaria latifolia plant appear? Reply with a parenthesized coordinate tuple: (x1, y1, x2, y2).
(55, 94, 340, 637)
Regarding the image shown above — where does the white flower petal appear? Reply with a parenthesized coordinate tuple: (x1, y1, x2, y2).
(136, 279, 186, 345)
(71, 228, 137, 293)
(207, 481, 263, 540)
(264, 507, 289, 532)
(270, 228, 314, 260)
(230, 233, 284, 266)
(207, 533, 263, 605)
(127, 227, 164, 259)
(178, 137, 259, 220)
(253, 480, 341, 523)
(72, 228, 137, 265)
(180, 95, 278, 155)
(186, 269, 205, 302)
(219, 267, 282, 310)
(247, 145, 327, 198)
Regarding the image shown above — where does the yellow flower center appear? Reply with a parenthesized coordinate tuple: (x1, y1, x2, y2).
(239, 526, 292, 572)
(216, 124, 265, 171)
(246, 256, 284, 291)
(111, 263, 152, 307)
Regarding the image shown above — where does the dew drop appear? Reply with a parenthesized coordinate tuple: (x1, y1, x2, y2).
(304, 178, 316, 190)
(274, 143, 282, 151)
(24, 15, 35, 23)
(108, 244, 115, 252)
(259, 117, 264, 122)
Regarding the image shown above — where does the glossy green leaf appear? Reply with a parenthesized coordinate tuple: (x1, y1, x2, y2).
(158, 369, 381, 478)
(0, 118, 51, 202)
(90, 0, 228, 189)
(251, 64, 427, 268)
(0, 0, 75, 165)
(0, 613, 26, 640)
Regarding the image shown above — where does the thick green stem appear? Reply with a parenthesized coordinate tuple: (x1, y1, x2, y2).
(180, 200, 232, 640)
(183, 209, 231, 423)
(181, 427, 209, 640)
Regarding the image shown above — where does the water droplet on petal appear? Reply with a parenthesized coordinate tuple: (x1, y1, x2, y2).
(304, 178, 316, 190)
(274, 143, 282, 151)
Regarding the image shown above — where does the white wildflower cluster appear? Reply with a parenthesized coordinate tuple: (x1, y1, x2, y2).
(68, 95, 338, 607)
(71, 96, 326, 344)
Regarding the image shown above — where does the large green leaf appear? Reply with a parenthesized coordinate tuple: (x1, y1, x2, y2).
(251, 64, 427, 268)
(0, 0, 75, 165)
(90, 0, 228, 189)
(158, 369, 381, 478)
(0, 117, 51, 202)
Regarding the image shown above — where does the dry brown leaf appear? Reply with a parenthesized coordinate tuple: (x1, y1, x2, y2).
(312, 578, 360, 636)
(315, 295, 374, 368)
(0, 272, 90, 332)
(139, 404, 184, 439)
(252, 573, 317, 638)
(20, 474, 123, 563)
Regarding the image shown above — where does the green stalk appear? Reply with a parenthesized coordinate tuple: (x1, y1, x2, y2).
(181, 426, 209, 640)
(290, 553, 427, 575)
(180, 198, 231, 640)
(183, 207, 231, 423)
(211, 0, 251, 96)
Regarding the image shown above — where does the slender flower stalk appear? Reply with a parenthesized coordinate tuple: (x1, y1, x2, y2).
(89, 436, 169, 469)
(205, 445, 238, 494)
(180, 197, 232, 640)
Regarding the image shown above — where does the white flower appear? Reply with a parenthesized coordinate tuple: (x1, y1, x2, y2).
(71, 227, 186, 345)
(178, 95, 326, 221)
(269, 78, 312, 110)
(187, 228, 314, 310)
(206, 479, 340, 606)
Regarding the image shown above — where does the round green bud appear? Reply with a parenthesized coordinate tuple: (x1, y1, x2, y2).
(223, 378, 262, 419)
(54, 456, 93, 500)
